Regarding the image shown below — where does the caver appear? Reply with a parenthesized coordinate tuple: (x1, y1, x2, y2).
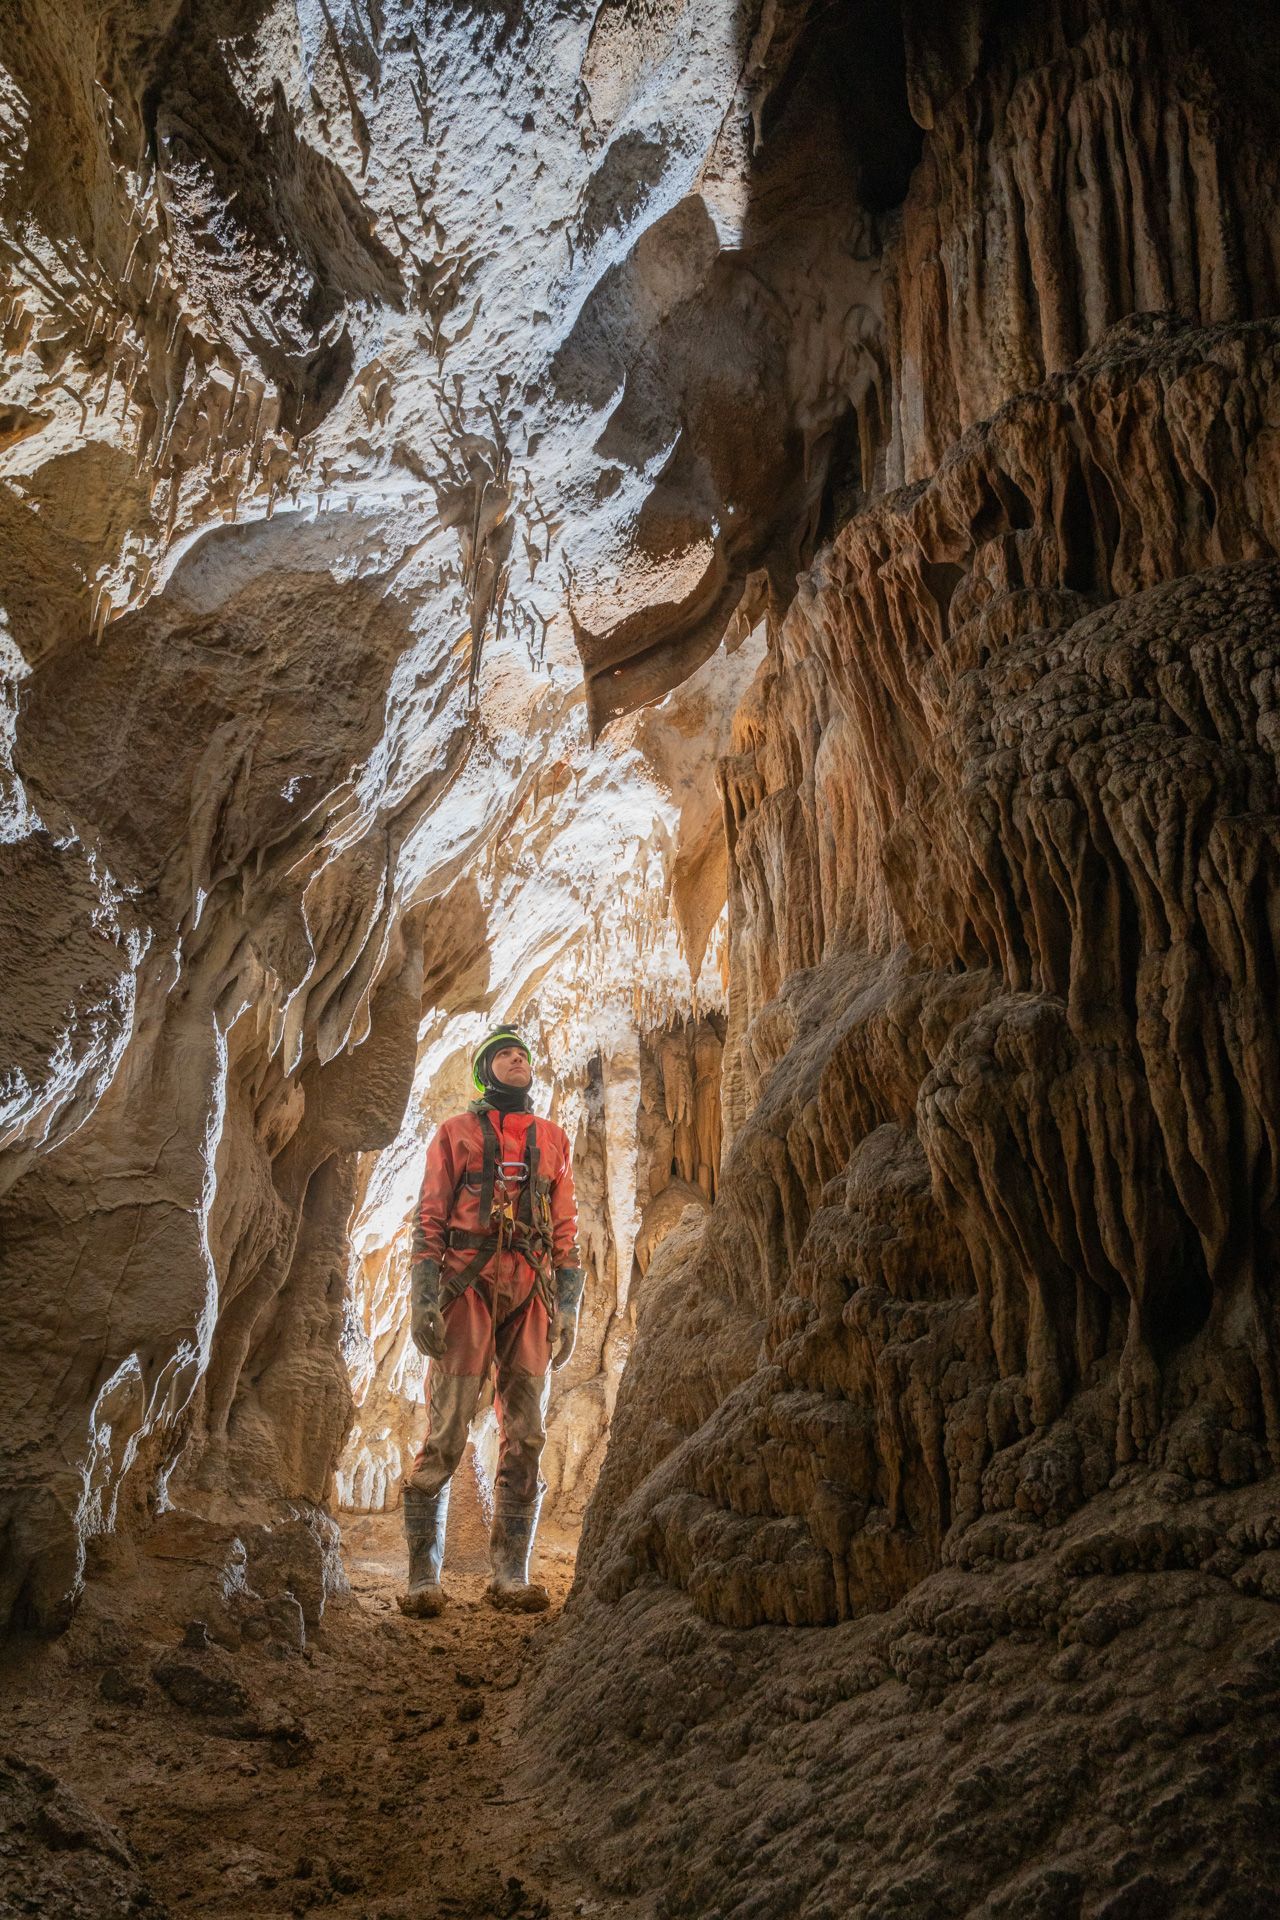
(400, 1026, 584, 1616)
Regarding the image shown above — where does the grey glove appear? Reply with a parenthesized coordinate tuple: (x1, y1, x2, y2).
(410, 1258, 447, 1361)
(551, 1266, 584, 1371)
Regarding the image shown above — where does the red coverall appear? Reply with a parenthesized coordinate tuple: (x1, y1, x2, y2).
(406, 1104, 579, 1506)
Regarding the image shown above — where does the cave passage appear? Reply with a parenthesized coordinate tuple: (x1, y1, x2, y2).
(6, 0, 1280, 1913)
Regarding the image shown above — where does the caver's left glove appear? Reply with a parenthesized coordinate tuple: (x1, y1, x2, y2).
(410, 1258, 447, 1361)
(551, 1266, 584, 1371)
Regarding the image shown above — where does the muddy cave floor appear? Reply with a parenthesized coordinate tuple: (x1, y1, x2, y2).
(0, 1475, 647, 1920)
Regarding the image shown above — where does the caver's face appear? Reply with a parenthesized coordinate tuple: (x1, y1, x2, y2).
(490, 1044, 531, 1088)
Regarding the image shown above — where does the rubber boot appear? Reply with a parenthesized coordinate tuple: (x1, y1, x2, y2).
(398, 1481, 450, 1618)
(486, 1486, 550, 1613)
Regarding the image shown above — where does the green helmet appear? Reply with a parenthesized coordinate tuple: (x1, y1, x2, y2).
(471, 1026, 532, 1095)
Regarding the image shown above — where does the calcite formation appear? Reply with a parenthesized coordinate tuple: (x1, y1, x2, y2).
(576, 315, 1280, 1623)
(532, 4, 1280, 1915)
(3, 0, 1280, 1912)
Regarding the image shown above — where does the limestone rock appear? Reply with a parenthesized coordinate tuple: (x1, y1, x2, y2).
(0, 0, 774, 1622)
(532, 6, 1280, 1913)
(151, 1646, 249, 1718)
(4, 0, 1280, 1911)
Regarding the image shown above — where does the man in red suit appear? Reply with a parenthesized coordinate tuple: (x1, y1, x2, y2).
(399, 1026, 583, 1616)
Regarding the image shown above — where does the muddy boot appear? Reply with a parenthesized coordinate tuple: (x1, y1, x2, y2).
(486, 1486, 550, 1613)
(398, 1482, 450, 1618)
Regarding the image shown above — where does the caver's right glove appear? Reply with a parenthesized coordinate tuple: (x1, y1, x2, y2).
(410, 1258, 447, 1361)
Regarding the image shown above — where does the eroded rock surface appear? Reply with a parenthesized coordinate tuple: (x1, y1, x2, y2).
(531, 6, 1280, 1915)
(3, 0, 1280, 1913)
(0, 1750, 157, 1920)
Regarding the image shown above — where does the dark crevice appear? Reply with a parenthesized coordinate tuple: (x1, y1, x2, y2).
(757, 0, 923, 212)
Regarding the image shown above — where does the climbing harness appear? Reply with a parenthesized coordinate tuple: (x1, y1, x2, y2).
(440, 1110, 556, 1315)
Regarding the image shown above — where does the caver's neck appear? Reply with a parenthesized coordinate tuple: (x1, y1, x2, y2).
(472, 1089, 532, 1118)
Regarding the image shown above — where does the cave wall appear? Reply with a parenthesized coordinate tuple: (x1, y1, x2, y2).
(0, 0, 829, 1630)
(583, 313, 1280, 1625)
(537, 4, 1280, 1912)
(577, 0, 1280, 1635)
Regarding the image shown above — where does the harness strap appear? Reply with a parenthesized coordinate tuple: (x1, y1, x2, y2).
(520, 1128, 539, 1227)
(440, 1238, 548, 1305)
(476, 1115, 498, 1227)
(446, 1226, 543, 1253)
(440, 1243, 493, 1305)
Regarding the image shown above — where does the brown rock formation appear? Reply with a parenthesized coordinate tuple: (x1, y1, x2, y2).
(580, 292, 1280, 1638)
(533, 5, 1280, 1914)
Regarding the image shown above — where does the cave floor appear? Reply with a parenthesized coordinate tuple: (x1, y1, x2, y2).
(0, 1507, 642, 1920)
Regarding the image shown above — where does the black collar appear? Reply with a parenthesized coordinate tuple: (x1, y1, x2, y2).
(470, 1090, 532, 1117)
